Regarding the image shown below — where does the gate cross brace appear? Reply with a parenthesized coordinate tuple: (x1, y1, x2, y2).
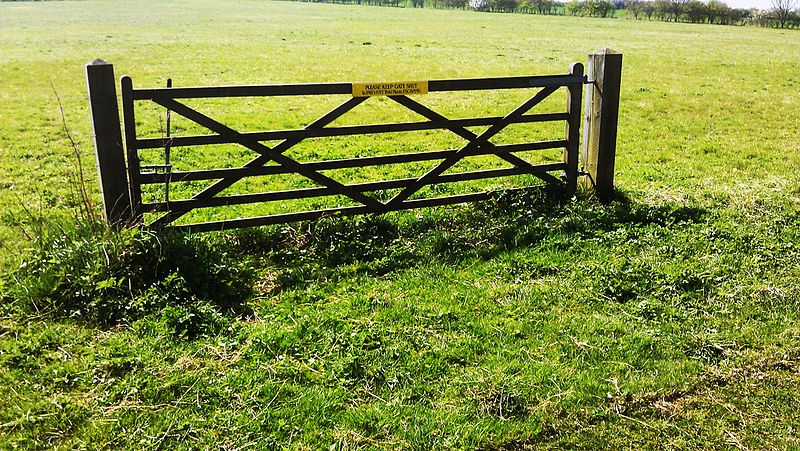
(148, 96, 379, 227)
(144, 85, 560, 227)
(385, 86, 559, 209)
(390, 94, 561, 188)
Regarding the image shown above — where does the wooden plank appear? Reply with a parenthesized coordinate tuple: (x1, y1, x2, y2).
(85, 60, 132, 226)
(147, 96, 367, 227)
(169, 206, 373, 232)
(134, 112, 570, 149)
(132, 74, 583, 100)
(140, 162, 565, 212)
(166, 191, 492, 233)
(138, 140, 568, 184)
(120, 76, 143, 224)
(435, 163, 563, 185)
(397, 191, 490, 209)
(581, 49, 622, 202)
(166, 185, 552, 233)
(563, 62, 584, 195)
(164, 78, 173, 203)
(429, 75, 582, 93)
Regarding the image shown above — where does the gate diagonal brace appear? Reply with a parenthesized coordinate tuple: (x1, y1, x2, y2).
(386, 86, 559, 209)
(148, 96, 383, 227)
(390, 95, 562, 188)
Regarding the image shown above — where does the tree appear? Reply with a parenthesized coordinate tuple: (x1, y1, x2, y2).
(667, 0, 690, 21)
(752, 8, 773, 26)
(705, 0, 729, 24)
(772, 0, 797, 27)
(727, 7, 750, 25)
(684, 0, 706, 21)
(495, 0, 519, 11)
(627, 0, 644, 18)
(469, 0, 489, 9)
(531, 0, 557, 13)
(791, 9, 800, 27)
(653, 0, 670, 19)
(597, 0, 615, 16)
(448, 0, 468, 8)
(565, 0, 583, 14)
(642, 0, 656, 19)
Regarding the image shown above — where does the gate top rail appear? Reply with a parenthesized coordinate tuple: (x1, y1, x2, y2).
(131, 74, 586, 100)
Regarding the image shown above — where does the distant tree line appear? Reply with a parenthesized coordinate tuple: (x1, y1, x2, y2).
(563, 0, 617, 17)
(293, 0, 800, 28)
(625, 0, 799, 27)
(298, 0, 577, 13)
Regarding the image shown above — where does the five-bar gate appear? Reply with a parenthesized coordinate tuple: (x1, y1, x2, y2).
(86, 51, 621, 232)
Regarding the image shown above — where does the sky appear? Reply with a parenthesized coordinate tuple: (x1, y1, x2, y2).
(725, 0, 780, 9)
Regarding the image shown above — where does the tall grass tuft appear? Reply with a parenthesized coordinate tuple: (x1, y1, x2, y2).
(2, 92, 256, 338)
(5, 221, 255, 334)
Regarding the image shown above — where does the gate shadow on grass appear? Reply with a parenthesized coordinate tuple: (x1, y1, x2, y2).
(3, 186, 707, 334)
(229, 187, 708, 292)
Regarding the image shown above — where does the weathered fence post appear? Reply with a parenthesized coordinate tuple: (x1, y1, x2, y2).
(564, 61, 584, 196)
(120, 76, 143, 225)
(85, 59, 131, 226)
(581, 48, 622, 202)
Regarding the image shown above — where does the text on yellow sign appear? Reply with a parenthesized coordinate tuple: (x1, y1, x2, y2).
(352, 81, 429, 97)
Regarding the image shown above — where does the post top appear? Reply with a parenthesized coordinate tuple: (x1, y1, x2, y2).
(568, 61, 584, 76)
(88, 58, 110, 66)
(593, 48, 620, 55)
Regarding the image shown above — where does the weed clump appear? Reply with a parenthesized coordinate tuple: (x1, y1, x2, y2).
(4, 220, 254, 336)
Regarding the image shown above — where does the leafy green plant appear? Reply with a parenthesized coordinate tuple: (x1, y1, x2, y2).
(5, 220, 254, 329)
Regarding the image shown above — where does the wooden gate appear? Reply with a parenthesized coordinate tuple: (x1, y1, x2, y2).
(86, 51, 621, 232)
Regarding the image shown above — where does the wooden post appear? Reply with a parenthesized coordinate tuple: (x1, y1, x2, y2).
(85, 59, 132, 226)
(120, 75, 143, 225)
(564, 62, 584, 196)
(581, 48, 622, 202)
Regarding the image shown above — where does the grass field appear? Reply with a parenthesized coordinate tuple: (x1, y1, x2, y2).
(1, 0, 800, 448)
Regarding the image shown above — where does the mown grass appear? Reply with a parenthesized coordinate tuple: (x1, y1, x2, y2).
(1, 0, 799, 448)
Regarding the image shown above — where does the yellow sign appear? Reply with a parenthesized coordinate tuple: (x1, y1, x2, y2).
(352, 81, 428, 97)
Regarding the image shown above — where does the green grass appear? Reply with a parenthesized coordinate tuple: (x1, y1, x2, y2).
(1, 0, 799, 448)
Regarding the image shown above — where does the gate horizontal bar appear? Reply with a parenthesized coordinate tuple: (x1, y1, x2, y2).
(140, 162, 564, 212)
(135, 112, 569, 149)
(139, 140, 568, 184)
(131, 74, 584, 100)
(168, 188, 520, 233)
